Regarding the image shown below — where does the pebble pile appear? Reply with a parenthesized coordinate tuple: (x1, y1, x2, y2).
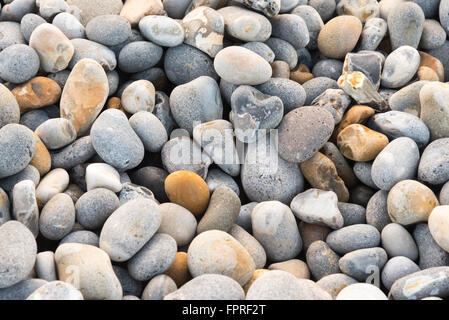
(1, 0, 449, 301)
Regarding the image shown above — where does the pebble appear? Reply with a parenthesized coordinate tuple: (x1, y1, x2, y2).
(99, 199, 161, 262)
(337, 0, 379, 23)
(230, 224, 267, 270)
(241, 41, 275, 63)
(246, 270, 332, 300)
(164, 252, 191, 288)
(420, 82, 449, 141)
(264, 37, 298, 69)
(0, 83, 19, 130)
(0, 44, 39, 84)
(39, 193, 75, 240)
(119, 0, 164, 27)
(60, 230, 99, 247)
(119, 182, 156, 205)
(418, 138, 449, 185)
(316, 273, 358, 299)
(113, 265, 142, 297)
(388, 2, 424, 50)
(0, 221, 37, 289)
(69, 38, 117, 71)
(381, 46, 421, 89)
(141, 274, 176, 300)
(256, 77, 306, 113)
(271, 60, 290, 78)
(338, 247, 388, 281)
(122, 80, 155, 115)
(85, 163, 122, 193)
(298, 221, 331, 253)
(420, 19, 446, 50)
(317, 15, 362, 59)
(27, 281, 83, 301)
(291, 5, 323, 50)
(321, 142, 358, 188)
(371, 111, 430, 148)
(0, 21, 25, 51)
(20, 14, 46, 42)
(164, 170, 210, 217)
(0, 124, 36, 179)
(278, 106, 334, 163)
(85, 15, 131, 47)
(337, 124, 389, 162)
(389, 267, 449, 300)
(414, 223, 449, 269)
(164, 274, 244, 300)
(0, 279, 47, 300)
(50, 136, 96, 170)
(35, 168, 69, 206)
(306, 240, 340, 280)
(35, 118, 76, 150)
(336, 283, 387, 300)
(214, 46, 272, 85)
(371, 137, 420, 191)
(29, 23, 74, 73)
(12, 179, 39, 237)
(359, 17, 387, 51)
(131, 166, 168, 203)
(158, 203, 197, 247)
(428, 206, 449, 253)
(55, 243, 122, 300)
(91, 109, 145, 171)
(387, 180, 438, 225)
(75, 188, 120, 230)
(268, 259, 309, 279)
(326, 224, 380, 255)
(205, 169, 240, 196)
(312, 59, 343, 81)
(302, 77, 338, 105)
(381, 223, 419, 260)
(251, 201, 302, 262)
(381, 256, 420, 290)
(353, 162, 377, 189)
(52, 12, 85, 39)
(118, 41, 163, 74)
(35, 251, 57, 282)
(271, 13, 309, 49)
(170, 76, 223, 134)
(219, 6, 271, 42)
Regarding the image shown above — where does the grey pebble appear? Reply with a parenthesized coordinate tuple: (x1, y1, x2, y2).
(388, 2, 424, 50)
(0, 279, 47, 300)
(141, 274, 177, 300)
(20, 110, 50, 131)
(326, 224, 380, 255)
(381, 256, 420, 291)
(366, 190, 392, 232)
(139, 15, 184, 47)
(306, 240, 340, 280)
(316, 273, 358, 299)
(127, 233, 177, 282)
(129, 111, 168, 153)
(0, 44, 39, 84)
(39, 193, 75, 240)
(229, 224, 267, 270)
(20, 14, 46, 42)
(420, 19, 446, 50)
(235, 202, 258, 232)
(337, 202, 366, 226)
(91, 109, 145, 171)
(440, 181, 449, 205)
(52, 12, 85, 39)
(86, 15, 131, 46)
(338, 247, 388, 282)
(271, 13, 309, 49)
(381, 223, 418, 261)
(256, 77, 306, 113)
(35, 251, 57, 282)
(60, 230, 99, 247)
(264, 37, 298, 69)
(113, 265, 143, 297)
(359, 17, 387, 51)
(35, 118, 76, 150)
(1, 0, 36, 22)
(291, 5, 324, 50)
(51, 136, 96, 170)
(353, 162, 377, 189)
(302, 77, 339, 105)
(0, 22, 25, 51)
(0, 165, 40, 193)
(241, 42, 275, 63)
(119, 182, 156, 205)
(388, 80, 429, 117)
(12, 180, 39, 238)
(69, 38, 117, 71)
(312, 59, 343, 81)
(418, 138, 449, 185)
(47, 70, 70, 89)
(130, 166, 168, 203)
(413, 223, 449, 269)
(309, 0, 336, 22)
(381, 46, 420, 89)
(158, 202, 197, 247)
(311, 89, 351, 124)
(75, 188, 120, 230)
(206, 169, 240, 196)
(119, 41, 163, 74)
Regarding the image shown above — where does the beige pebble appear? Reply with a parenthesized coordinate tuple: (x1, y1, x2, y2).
(36, 168, 69, 207)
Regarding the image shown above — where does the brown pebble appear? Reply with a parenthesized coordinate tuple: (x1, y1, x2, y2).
(298, 221, 331, 253)
(164, 251, 192, 287)
(300, 152, 349, 202)
(164, 170, 210, 217)
(30, 132, 51, 176)
(417, 66, 439, 82)
(318, 16, 362, 59)
(106, 97, 126, 113)
(271, 60, 290, 78)
(335, 105, 375, 139)
(12, 77, 61, 114)
(419, 51, 444, 82)
(337, 124, 389, 161)
(268, 259, 310, 279)
(290, 64, 313, 84)
(242, 269, 269, 293)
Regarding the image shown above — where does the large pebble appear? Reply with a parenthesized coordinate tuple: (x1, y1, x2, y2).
(256, 77, 306, 113)
(388, 2, 424, 50)
(414, 223, 449, 269)
(91, 109, 145, 171)
(338, 247, 388, 281)
(12, 180, 39, 237)
(271, 14, 309, 49)
(35, 118, 76, 150)
(121, 80, 155, 114)
(39, 193, 75, 240)
(27, 281, 83, 300)
(251, 201, 302, 262)
(0, 44, 39, 84)
(381, 256, 420, 291)
(326, 224, 380, 255)
(0, 84, 20, 130)
(420, 82, 449, 141)
(381, 223, 419, 260)
(139, 15, 184, 47)
(381, 46, 421, 89)
(336, 283, 387, 300)
(100, 199, 161, 262)
(85, 15, 131, 46)
(306, 240, 340, 280)
(418, 138, 449, 185)
(118, 41, 163, 74)
(69, 38, 117, 71)
(158, 203, 196, 247)
(35, 168, 69, 206)
(428, 206, 449, 253)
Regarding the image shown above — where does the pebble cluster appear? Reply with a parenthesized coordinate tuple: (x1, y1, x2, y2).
(1, 0, 449, 301)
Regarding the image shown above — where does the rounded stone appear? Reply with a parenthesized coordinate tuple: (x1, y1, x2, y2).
(302, 77, 339, 105)
(388, 2, 425, 50)
(29, 23, 74, 73)
(214, 46, 272, 85)
(381, 256, 420, 290)
(251, 201, 302, 262)
(381, 46, 421, 89)
(52, 12, 86, 39)
(164, 170, 210, 218)
(420, 19, 446, 50)
(55, 243, 122, 300)
(336, 283, 387, 300)
(0, 84, 20, 130)
(12, 179, 39, 237)
(381, 223, 418, 260)
(50, 136, 96, 170)
(35, 251, 57, 282)
(291, 5, 324, 50)
(337, 203, 366, 226)
(0, 21, 25, 51)
(75, 188, 120, 230)
(264, 37, 298, 70)
(256, 77, 306, 113)
(27, 281, 83, 300)
(39, 193, 75, 240)
(131, 166, 168, 203)
(35, 168, 69, 206)
(69, 38, 117, 71)
(139, 15, 185, 47)
(414, 223, 449, 269)
(418, 139, 449, 185)
(338, 247, 388, 281)
(241, 41, 275, 64)
(420, 82, 449, 141)
(100, 199, 162, 262)
(326, 224, 380, 255)
(158, 203, 197, 247)
(0, 124, 36, 179)
(206, 169, 240, 196)
(35, 118, 77, 150)
(317, 15, 362, 59)
(90, 109, 145, 171)
(268, 259, 309, 279)
(316, 273, 358, 299)
(21, 14, 46, 42)
(141, 274, 177, 300)
(428, 206, 449, 253)
(271, 13, 309, 49)
(0, 221, 37, 289)
(0, 44, 39, 84)
(0, 279, 47, 300)
(66, 0, 123, 25)
(306, 240, 340, 280)
(118, 41, 163, 74)
(85, 15, 131, 46)
(85, 163, 122, 193)
(387, 180, 438, 225)
(298, 221, 331, 253)
(60, 230, 99, 247)
(278, 106, 334, 163)
(164, 274, 244, 300)
(122, 80, 155, 114)
(127, 233, 177, 281)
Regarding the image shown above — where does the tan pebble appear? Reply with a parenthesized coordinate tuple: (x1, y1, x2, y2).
(318, 16, 362, 59)
(290, 64, 313, 84)
(300, 152, 349, 202)
(428, 206, 449, 253)
(120, 0, 165, 26)
(271, 60, 290, 78)
(298, 221, 331, 253)
(337, 124, 389, 161)
(12, 77, 61, 114)
(335, 105, 376, 138)
(35, 168, 69, 207)
(60, 58, 109, 136)
(387, 180, 439, 226)
(164, 252, 192, 288)
(106, 97, 126, 113)
(268, 259, 310, 279)
(29, 24, 74, 73)
(419, 51, 444, 82)
(30, 133, 51, 177)
(164, 170, 210, 217)
(243, 269, 269, 293)
(417, 66, 439, 82)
